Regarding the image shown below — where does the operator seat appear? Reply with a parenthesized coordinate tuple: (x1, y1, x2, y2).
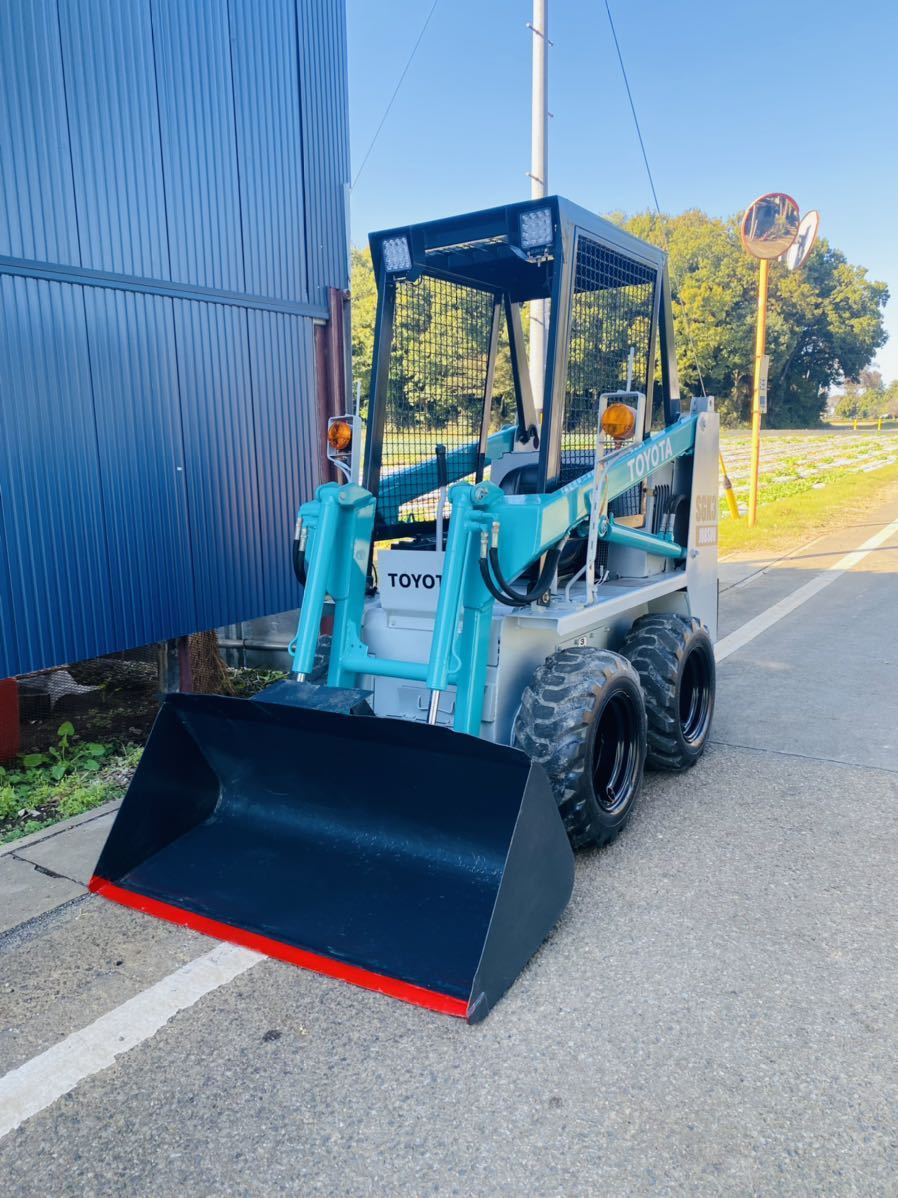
(497, 460, 587, 579)
(497, 462, 540, 495)
(496, 452, 588, 496)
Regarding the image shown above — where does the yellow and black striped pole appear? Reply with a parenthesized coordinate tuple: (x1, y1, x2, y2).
(719, 452, 740, 520)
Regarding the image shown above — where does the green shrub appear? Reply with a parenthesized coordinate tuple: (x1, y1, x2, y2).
(0, 722, 142, 842)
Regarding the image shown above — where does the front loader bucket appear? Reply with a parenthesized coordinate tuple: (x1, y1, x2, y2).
(90, 693, 574, 1022)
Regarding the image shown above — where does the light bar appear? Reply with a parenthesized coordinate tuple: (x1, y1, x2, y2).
(382, 235, 412, 272)
(519, 207, 553, 250)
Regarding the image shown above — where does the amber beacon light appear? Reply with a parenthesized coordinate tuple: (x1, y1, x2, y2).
(327, 419, 353, 453)
(600, 403, 637, 441)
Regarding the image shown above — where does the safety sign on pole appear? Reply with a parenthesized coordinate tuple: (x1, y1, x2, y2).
(758, 354, 769, 415)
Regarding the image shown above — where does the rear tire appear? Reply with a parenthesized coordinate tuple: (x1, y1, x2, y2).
(513, 647, 647, 850)
(621, 614, 715, 771)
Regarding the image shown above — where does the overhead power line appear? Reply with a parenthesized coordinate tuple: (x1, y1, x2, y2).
(603, 0, 661, 216)
(351, 0, 441, 191)
(603, 0, 707, 398)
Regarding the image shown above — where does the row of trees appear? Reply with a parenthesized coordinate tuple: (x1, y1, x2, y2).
(832, 369, 898, 419)
(618, 210, 889, 426)
(349, 211, 890, 429)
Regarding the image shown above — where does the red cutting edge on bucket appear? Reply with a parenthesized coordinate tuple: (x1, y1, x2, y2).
(89, 875, 470, 1018)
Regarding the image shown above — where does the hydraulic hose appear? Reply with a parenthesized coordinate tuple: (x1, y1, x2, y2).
(292, 517, 307, 585)
(479, 541, 564, 607)
(435, 443, 448, 551)
(292, 539, 306, 585)
(663, 492, 688, 539)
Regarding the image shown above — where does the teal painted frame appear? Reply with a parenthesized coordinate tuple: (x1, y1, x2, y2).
(290, 415, 697, 735)
(376, 425, 517, 526)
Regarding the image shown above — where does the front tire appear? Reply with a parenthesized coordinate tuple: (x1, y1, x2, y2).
(621, 614, 715, 771)
(513, 648, 647, 850)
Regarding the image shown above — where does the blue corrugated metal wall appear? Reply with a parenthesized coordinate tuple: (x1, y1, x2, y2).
(0, 0, 349, 678)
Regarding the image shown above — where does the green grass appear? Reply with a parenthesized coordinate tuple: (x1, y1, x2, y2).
(722, 461, 897, 513)
(719, 460, 898, 557)
(0, 665, 289, 845)
(0, 726, 143, 845)
(228, 666, 287, 697)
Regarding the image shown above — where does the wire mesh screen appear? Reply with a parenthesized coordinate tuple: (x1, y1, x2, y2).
(375, 275, 508, 530)
(562, 236, 657, 484)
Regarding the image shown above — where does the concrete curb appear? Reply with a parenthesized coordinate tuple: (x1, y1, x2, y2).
(0, 800, 121, 860)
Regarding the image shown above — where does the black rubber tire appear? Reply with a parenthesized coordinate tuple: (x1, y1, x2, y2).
(307, 634, 331, 683)
(513, 647, 647, 850)
(620, 614, 715, 771)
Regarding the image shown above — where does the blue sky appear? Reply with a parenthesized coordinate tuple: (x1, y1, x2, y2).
(346, 0, 898, 380)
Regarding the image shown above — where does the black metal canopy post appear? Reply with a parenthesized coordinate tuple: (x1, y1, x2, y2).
(504, 295, 538, 445)
(537, 217, 575, 492)
(644, 268, 663, 436)
(658, 263, 681, 426)
(476, 300, 503, 480)
(361, 266, 397, 504)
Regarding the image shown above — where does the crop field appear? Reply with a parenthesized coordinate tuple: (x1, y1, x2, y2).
(718, 427, 898, 516)
(376, 424, 898, 523)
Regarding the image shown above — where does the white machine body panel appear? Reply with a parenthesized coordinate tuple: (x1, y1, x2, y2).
(684, 399, 719, 640)
(377, 549, 444, 615)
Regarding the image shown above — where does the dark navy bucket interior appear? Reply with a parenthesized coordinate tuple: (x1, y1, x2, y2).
(94, 695, 553, 1002)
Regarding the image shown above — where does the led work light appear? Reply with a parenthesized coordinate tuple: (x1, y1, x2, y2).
(382, 236, 412, 272)
(519, 207, 553, 250)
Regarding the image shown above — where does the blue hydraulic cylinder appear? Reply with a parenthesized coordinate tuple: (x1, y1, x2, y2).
(425, 484, 475, 696)
(289, 484, 375, 679)
(597, 515, 685, 559)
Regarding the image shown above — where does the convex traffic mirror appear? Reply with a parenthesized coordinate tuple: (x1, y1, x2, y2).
(784, 209, 820, 271)
(740, 192, 800, 260)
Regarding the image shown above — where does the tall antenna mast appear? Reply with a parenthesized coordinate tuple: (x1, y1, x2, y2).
(528, 0, 548, 410)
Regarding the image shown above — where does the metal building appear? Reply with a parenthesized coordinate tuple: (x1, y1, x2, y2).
(0, 0, 349, 679)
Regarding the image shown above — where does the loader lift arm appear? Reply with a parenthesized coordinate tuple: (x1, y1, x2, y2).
(290, 413, 698, 736)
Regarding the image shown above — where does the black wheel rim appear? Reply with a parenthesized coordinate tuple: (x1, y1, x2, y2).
(591, 692, 641, 814)
(679, 644, 713, 746)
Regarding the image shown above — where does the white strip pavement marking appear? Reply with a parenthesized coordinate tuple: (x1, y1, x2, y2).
(715, 516, 898, 663)
(0, 943, 261, 1141)
(1, 514, 896, 1142)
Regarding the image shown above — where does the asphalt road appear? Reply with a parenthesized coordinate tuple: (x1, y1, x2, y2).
(1, 504, 897, 1196)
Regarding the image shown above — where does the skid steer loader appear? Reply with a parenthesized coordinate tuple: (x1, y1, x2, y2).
(91, 198, 718, 1022)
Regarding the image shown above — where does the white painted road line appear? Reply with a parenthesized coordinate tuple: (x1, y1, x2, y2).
(1, 513, 896, 1142)
(715, 516, 898, 663)
(0, 943, 261, 1140)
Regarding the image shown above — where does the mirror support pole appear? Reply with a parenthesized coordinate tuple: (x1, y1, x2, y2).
(748, 256, 769, 527)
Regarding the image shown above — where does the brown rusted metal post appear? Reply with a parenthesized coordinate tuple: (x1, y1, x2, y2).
(0, 678, 20, 761)
(314, 287, 351, 486)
